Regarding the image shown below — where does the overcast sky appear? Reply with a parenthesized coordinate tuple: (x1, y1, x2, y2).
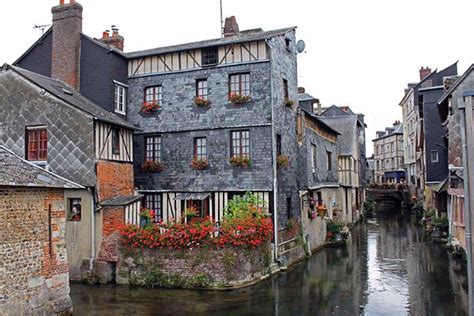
(1, 0, 473, 155)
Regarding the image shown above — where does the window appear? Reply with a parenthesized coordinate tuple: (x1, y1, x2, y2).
(327, 151, 332, 171)
(286, 197, 292, 220)
(276, 134, 282, 156)
(196, 79, 208, 99)
(145, 136, 162, 162)
(201, 47, 218, 66)
(311, 143, 317, 170)
(186, 199, 209, 218)
(231, 130, 250, 157)
(431, 151, 439, 163)
(194, 137, 207, 160)
(114, 83, 127, 114)
(111, 127, 120, 155)
(285, 38, 292, 51)
(145, 194, 162, 222)
(283, 79, 289, 99)
(229, 73, 250, 97)
(144, 86, 162, 105)
(26, 127, 48, 161)
(67, 198, 81, 221)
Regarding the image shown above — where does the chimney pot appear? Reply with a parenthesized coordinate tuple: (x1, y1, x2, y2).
(419, 66, 432, 81)
(60, 0, 65, 5)
(102, 31, 109, 39)
(224, 16, 239, 37)
(298, 87, 305, 94)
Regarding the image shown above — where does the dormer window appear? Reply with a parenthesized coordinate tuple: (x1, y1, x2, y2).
(114, 81, 128, 114)
(202, 47, 218, 66)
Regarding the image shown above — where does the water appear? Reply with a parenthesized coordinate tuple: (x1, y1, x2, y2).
(70, 213, 468, 315)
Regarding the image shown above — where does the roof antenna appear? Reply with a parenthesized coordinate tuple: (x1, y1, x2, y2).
(220, 0, 224, 38)
(33, 24, 51, 35)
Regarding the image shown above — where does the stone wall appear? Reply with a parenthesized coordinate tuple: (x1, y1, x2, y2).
(116, 245, 272, 289)
(0, 188, 72, 315)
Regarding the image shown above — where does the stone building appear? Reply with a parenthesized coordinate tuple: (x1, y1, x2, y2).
(0, 146, 82, 315)
(125, 16, 302, 252)
(0, 64, 139, 281)
(438, 64, 474, 250)
(7, 1, 142, 281)
(400, 63, 458, 213)
(320, 105, 367, 223)
(372, 121, 404, 184)
(297, 92, 340, 249)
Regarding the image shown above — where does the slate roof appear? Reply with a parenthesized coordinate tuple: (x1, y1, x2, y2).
(100, 195, 144, 207)
(319, 115, 358, 155)
(3, 64, 136, 130)
(373, 123, 403, 141)
(0, 146, 83, 189)
(125, 27, 296, 59)
(438, 64, 474, 104)
(298, 92, 318, 102)
(300, 107, 340, 136)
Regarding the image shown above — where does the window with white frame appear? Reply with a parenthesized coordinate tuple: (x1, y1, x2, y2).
(431, 151, 439, 163)
(114, 83, 127, 114)
(145, 136, 161, 162)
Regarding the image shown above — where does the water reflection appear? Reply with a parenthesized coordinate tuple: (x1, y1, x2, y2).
(71, 214, 468, 315)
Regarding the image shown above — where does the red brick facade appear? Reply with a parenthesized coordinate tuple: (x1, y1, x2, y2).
(96, 161, 134, 202)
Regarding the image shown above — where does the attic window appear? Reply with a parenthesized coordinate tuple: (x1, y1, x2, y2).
(202, 47, 218, 66)
(285, 38, 292, 51)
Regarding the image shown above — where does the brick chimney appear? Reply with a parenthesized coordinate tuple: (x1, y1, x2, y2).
(419, 66, 432, 81)
(223, 16, 239, 37)
(101, 26, 124, 51)
(51, 0, 83, 90)
(298, 87, 306, 94)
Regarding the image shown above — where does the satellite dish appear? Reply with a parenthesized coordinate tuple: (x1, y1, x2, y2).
(296, 40, 306, 53)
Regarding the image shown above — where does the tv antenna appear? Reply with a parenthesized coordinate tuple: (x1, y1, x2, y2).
(220, 0, 224, 38)
(34, 24, 51, 34)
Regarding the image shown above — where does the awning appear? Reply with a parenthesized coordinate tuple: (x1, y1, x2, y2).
(100, 194, 144, 207)
(427, 178, 449, 193)
(448, 188, 465, 197)
(174, 192, 210, 200)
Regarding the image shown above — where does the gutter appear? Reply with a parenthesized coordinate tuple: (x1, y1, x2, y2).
(460, 92, 474, 316)
(266, 37, 279, 261)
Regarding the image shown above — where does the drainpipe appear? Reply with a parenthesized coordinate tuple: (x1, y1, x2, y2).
(88, 187, 96, 270)
(460, 92, 474, 316)
(266, 37, 279, 261)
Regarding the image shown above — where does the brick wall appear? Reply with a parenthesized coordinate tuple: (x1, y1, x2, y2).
(0, 188, 72, 314)
(96, 161, 134, 202)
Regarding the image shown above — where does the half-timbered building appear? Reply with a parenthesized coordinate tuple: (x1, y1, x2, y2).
(0, 64, 140, 280)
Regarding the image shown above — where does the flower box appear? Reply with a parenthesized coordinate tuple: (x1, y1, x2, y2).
(193, 96, 211, 107)
(229, 93, 251, 104)
(141, 160, 164, 173)
(284, 98, 295, 107)
(141, 101, 160, 113)
(277, 154, 289, 168)
(230, 155, 251, 168)
(191, 158, 209, 170)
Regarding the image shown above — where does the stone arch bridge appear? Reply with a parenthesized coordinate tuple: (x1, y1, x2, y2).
(367, 188, 413, 211)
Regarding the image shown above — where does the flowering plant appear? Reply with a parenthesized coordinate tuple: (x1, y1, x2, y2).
(119, 193, 273, 250)
(309, 210, 317, 220)
(229, 93, 251, 104)
(184, 206, 198, 218)
(193, 96, 211, 107)
(141, 101, 160, 113)
(326, 220, 351, 241)
(277, 154, 290, 168)
(191, 158, 209, 170)
(141, 160, 164, 173)
(284, 98, 295, 107)
(230, 155, 251, 168)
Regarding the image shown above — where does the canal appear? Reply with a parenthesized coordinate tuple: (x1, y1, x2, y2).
(70, 213, 468, 315)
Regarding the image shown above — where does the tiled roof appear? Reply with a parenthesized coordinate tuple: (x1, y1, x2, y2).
(4, 64, 136, 130)
(125, 27, 296, 59)
(0, 146, 83, 189)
